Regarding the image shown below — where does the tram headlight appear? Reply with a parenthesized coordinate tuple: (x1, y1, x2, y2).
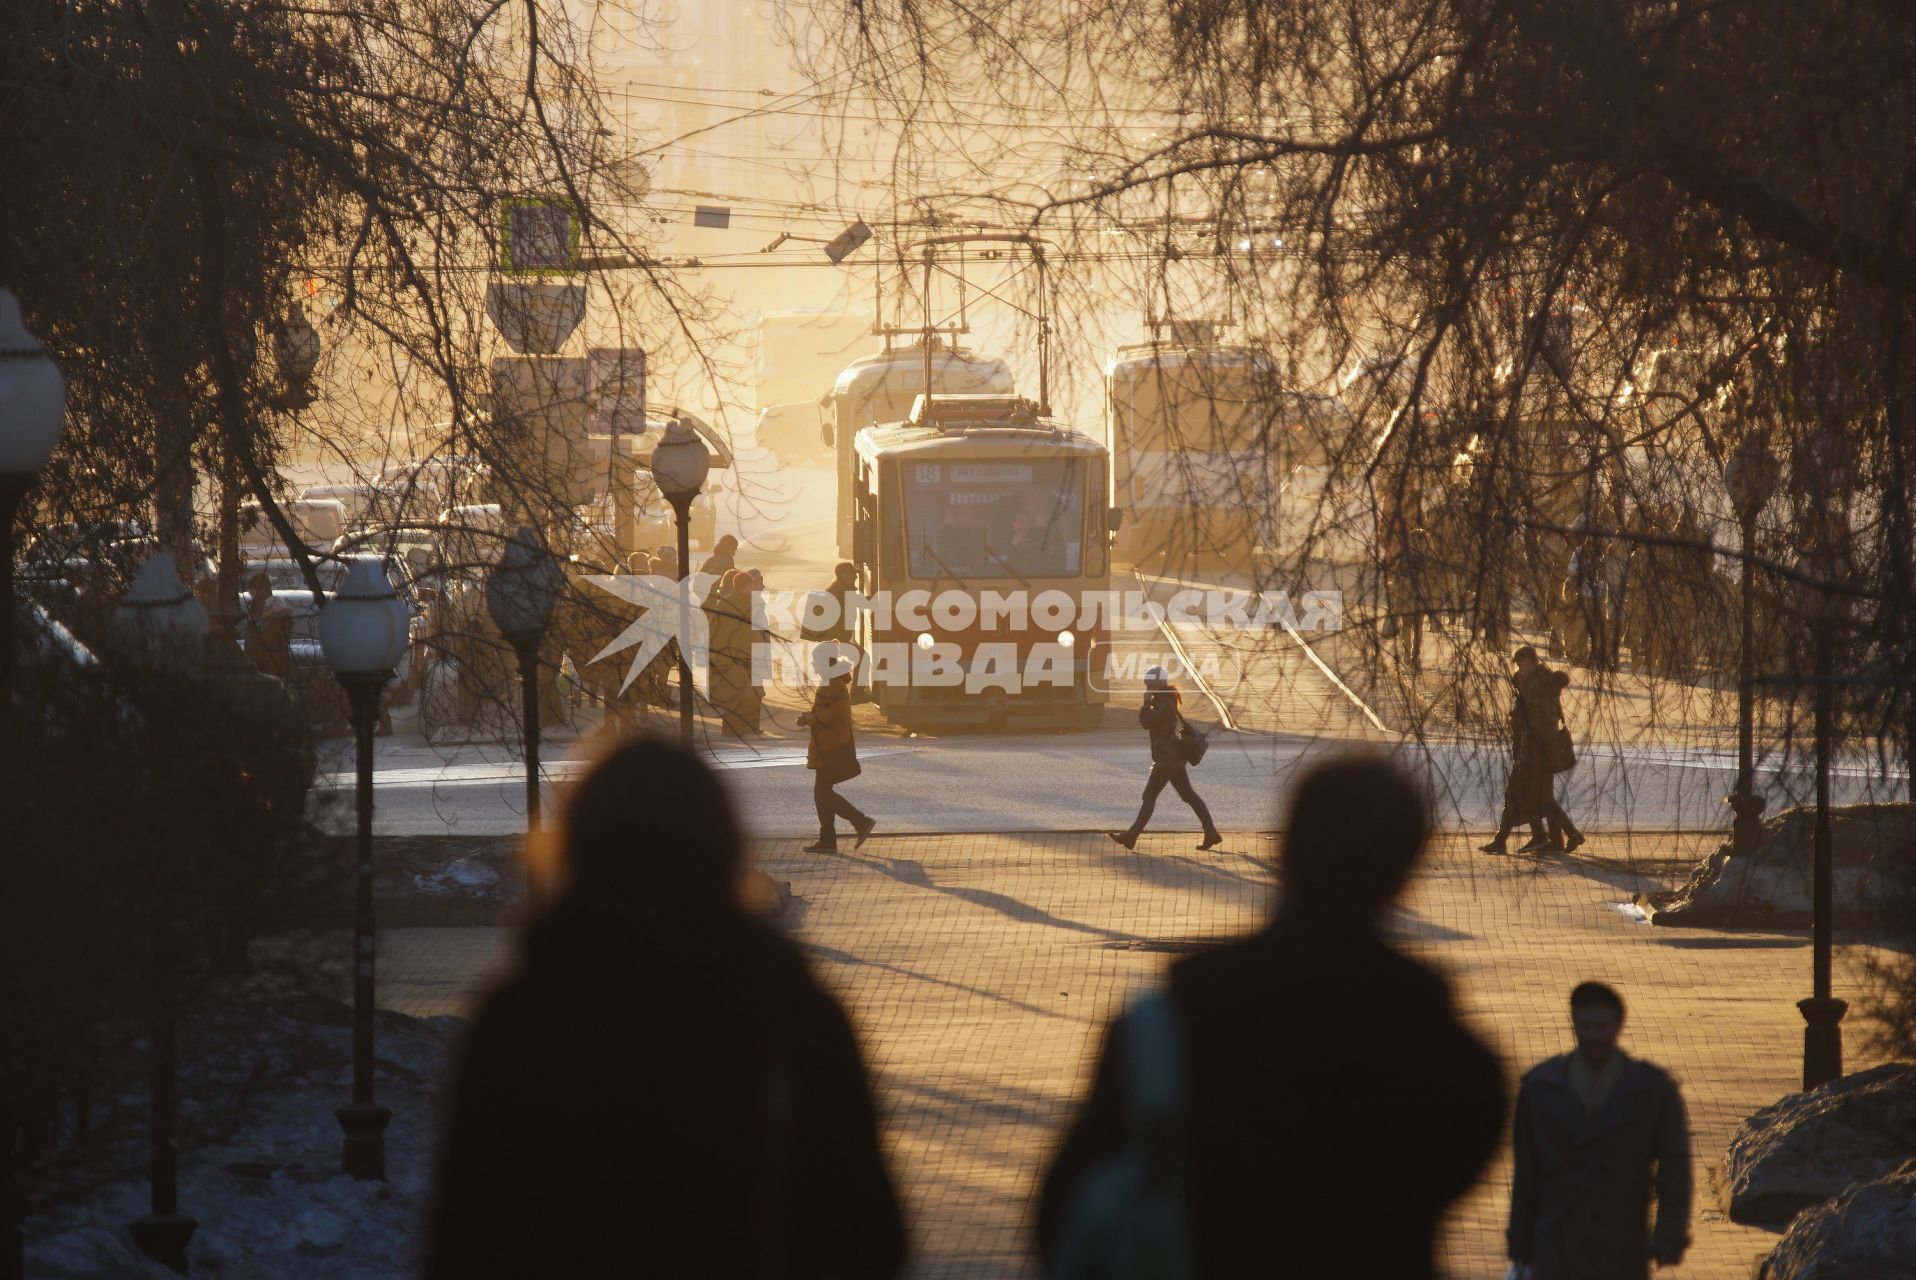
(1058, 629, 1076, 649)
(916, 631, 935, 651)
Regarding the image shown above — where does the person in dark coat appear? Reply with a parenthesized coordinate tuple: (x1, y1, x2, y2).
(802, 561, 866, 694)
(800, 643, 875, 853)
(425, 739, 905, 1279)
(1483, 646, 1583, 854)
(699, 532, 739, 580)
(1043, 757, 1506, 1278)
(1508, 983, 1691, 1280)
(1107, 666, 1222, 851)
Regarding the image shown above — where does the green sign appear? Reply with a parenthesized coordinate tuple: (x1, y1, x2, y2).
(498, 196, 582, 276)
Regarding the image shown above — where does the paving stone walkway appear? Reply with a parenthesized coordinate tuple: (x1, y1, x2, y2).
(380, 830, 1893, 1278)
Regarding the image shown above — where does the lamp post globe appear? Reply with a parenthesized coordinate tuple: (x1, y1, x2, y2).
(1, 287, 68, 703)
(318, 557, 407, 1180)
(650, 417, 711, 503)
(1723, 432, 1778, 528)
(318, 558, 410, 679)
(110, 553, 211, 673)
(485, 525, 563, 646)
(649, 420, 709, 748)
(0, 290, 65, 475)
(486, 527, 563, 834)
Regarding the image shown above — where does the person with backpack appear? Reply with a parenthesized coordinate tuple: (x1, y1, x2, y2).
(1046, 756, 1505, 1279)
(1108, 667, 1222, 852)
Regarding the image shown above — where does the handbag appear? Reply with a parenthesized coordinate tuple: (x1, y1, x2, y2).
(1176, 715, 1209, 767)
(817, 742, 861, 785)
(1548, 724, 1576, 773)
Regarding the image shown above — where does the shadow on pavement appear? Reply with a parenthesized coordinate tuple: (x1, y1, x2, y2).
(797, 940, 1096, 1024)
(1652, 935, 1808, 950)
(854, 856, 1151, 944)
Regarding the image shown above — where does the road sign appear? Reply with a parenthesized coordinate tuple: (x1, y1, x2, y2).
(498, 196, 581, 276)
(824, 220, 873, 263)
(589, 347, 646, 436)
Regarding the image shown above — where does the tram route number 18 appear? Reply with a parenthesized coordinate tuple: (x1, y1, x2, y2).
(913, 464, 941, 483)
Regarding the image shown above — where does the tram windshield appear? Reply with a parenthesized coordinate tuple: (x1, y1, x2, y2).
(900, 458, 1086, 579)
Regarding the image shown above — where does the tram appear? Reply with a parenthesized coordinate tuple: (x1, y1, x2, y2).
(827, 340, 1014, 556)
(1104, 336, 1281, 573)
(848, 393, 1114, 729)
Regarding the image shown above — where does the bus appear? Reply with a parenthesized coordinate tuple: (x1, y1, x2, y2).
(828, 341, 1014, 556)
(1104, 340, 1281, 573)
(848, 394, 1113, 730)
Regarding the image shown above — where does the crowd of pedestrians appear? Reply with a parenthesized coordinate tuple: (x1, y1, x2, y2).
(426, 742, 1692, 1279)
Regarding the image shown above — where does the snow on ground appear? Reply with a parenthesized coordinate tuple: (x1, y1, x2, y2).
(27, 997, 462, 1278)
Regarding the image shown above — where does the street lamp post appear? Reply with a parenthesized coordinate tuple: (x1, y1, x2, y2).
(317, 558, 410, 1179)
(649, 419, 711, 748)
(1792, 426, 1853, 1089)
(486, 527, 563, 831)
(0, 289, 68, 706)
(111, 554, 210, 1275)
(1723, 432, 1778, 858)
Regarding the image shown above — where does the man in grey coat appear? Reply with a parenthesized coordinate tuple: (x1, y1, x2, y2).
(1509, 982, 1692, 1279)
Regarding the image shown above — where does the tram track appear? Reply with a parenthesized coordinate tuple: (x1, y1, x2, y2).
(1126, 568, 1396, 740)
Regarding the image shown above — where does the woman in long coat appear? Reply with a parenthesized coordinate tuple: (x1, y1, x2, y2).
(799, 644, 874, 852)
(426, 739, 905, 1278)
(700, 569, 758, 737)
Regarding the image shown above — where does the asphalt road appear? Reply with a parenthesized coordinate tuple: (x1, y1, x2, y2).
(315, 721, 1906, 840)
(309, 442, 1908, 841)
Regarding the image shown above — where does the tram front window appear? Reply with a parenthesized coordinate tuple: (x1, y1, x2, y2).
(901, 459, 1086, 579)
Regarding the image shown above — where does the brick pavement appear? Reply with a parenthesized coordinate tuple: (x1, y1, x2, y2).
(380, 830, 1891, 1278)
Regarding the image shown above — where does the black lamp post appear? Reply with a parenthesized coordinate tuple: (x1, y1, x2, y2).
(649, 419, 711, 748)
(1723, 432, 1778, 858)
(1, 289, 63, 1280)
(111, 554, 211, 1275)
(1791, 426, 1853, 1089)
(486, 526, 563, 831)
(317, 558, 410, 1178)
(0, 288, 67, 707)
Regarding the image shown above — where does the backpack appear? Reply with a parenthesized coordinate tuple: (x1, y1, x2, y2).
(1176, 716, 1209, 768)
(1051, 988, 1193, 1280)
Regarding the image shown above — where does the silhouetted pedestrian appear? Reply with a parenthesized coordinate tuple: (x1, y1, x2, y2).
(1483, 646, 1582, 854)
(1508, 982, 1691, 1280)
(426, 739, 905, 1279)
(800, 643, 874, 852)
(1043, 756, 1505, 1278)
(709, 569, 762, 737)
(802, 562, 868, 701)
(1108, 666, 1221, 851)
(700, 532, 739, 579)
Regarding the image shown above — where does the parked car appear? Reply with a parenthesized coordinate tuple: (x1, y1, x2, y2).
(238, 497, 348, 556)
(242, 554, 350, 595)
(18, 518, 150, 579)
(300, 483, 392, 530)
(240, 587, 416, 727)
